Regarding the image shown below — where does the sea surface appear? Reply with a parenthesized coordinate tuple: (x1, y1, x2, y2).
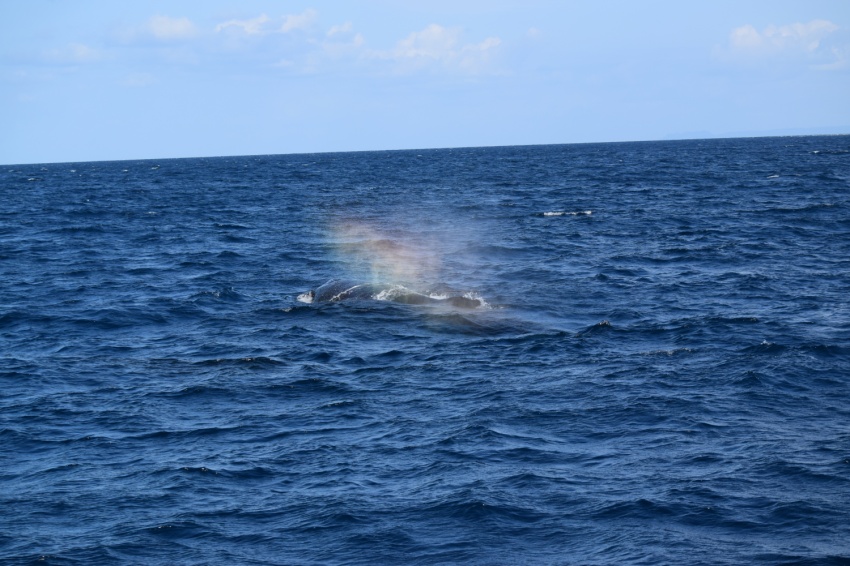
(2, 136, 850, 565)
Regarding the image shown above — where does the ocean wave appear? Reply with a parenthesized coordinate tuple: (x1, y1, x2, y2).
(3, 136, 849, 565)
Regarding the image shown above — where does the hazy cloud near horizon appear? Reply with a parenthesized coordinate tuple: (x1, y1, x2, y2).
(2, 1, 848, 164)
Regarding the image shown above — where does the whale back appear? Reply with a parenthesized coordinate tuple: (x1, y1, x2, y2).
(313, 279, 376, 302)
(308, 279, 481, 308)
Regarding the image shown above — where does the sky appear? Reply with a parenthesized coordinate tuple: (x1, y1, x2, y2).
(2, 1, 849, 164)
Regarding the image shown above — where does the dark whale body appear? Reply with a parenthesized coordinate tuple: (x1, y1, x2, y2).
(305, 279, 481, 309)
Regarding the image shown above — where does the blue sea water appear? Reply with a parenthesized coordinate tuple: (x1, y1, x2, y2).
(1, 136, 849, 565)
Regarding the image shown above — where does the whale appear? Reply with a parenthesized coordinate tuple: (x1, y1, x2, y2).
(300, 279, 482, 309)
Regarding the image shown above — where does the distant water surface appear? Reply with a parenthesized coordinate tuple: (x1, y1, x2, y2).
(1, 137, 849, 564)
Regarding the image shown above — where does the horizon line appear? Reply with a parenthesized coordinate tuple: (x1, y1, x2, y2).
(4, 130, 848, 168)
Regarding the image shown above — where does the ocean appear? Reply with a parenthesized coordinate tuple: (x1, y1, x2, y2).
(1, 136, 849, 565)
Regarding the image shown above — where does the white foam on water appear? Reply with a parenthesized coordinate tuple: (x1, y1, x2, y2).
(543, 210, 592, 217)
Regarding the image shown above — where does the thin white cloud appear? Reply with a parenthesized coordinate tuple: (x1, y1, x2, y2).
(370, 24, 501, 73)
(321, 35, 365, 59)
(281, 9, 318, 33)
(147, 15, 198, 40)
(729, 24, 762, 50)
(115, 15, 198, 43)
(68, 43, 101, 62)
(122, 73, 157, 88)
(318, 22, 365, 59)
(389, 24, 461, 60)
(527, 27, 543, 40)
(327, 22, 353, 37)
(721, 19, 845, 69)
(814, 44, 850, 71)
(44, 42, 103, 63)
(458, 36, 501, 70)
(213, 10, 316, 36)
(215, 14, 270, 35)
(730, 20, 837, 52)
(105, 13, 501, 76)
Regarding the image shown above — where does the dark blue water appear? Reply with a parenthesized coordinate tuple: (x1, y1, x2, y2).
(2, 137, 849, 565)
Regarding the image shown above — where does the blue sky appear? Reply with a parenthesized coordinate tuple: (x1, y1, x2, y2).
(2, 1, 849, 164)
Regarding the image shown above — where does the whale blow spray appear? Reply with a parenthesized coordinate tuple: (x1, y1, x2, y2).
(331, 220, 442, 286)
